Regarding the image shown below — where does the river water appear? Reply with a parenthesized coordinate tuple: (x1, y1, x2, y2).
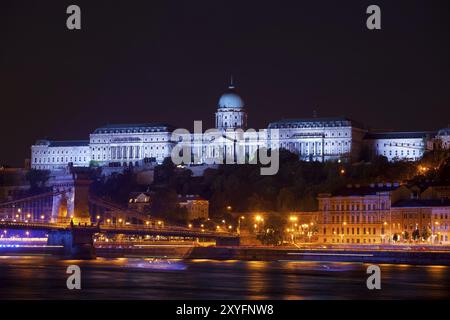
(0, 255, 448, 299)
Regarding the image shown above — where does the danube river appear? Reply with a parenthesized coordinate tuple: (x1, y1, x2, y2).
(0, 255, 448, 299)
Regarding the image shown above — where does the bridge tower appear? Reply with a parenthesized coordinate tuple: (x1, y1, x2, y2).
(50, 167, 92, 225)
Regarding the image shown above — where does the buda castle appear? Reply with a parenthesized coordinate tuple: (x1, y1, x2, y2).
(31, 80, 450, 172)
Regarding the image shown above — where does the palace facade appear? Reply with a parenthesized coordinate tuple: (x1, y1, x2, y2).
(31, 81, 450, 171)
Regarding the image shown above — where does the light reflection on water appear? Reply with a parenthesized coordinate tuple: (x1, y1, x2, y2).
(0, 255, 448, 300)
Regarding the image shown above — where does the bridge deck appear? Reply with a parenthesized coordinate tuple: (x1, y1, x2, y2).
(0, 221, 238, 239)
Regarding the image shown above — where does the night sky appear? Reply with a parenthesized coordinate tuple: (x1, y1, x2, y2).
(1, 0, 449, 166)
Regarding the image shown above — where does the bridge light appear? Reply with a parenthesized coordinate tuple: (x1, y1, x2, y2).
(25, 231, 29, 236)
(17, 208, 21, 213)
(222, 220, 226, 224)
(228, 225, 232, 230)
(188, 224, 192, 228)
(26, 213, 31, 218)
(157, 221, 162, 225)
(15, 214, 19, 218)
(145, 221, 150, 225)
(118, 218, 123, 223)
(255, 215, 262, 222)
(201, 229, 205, 232)
(106, 219, 111, 223)
(226, 206, 232, 211)
(40, 215, 45, 220)
(96, 215, 101, 220)
(200, 224, 204, 228)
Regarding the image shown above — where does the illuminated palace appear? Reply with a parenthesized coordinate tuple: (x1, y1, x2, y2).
(31, 81, 450, 171)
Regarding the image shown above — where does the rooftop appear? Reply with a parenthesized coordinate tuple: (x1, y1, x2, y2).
(93, 123, 175, 134)
(320, 183, 402, 197)
(268, 116, 364, 129)
(392, 199, 450, 208)
(35, 140, 89, 147)
(364, 131, 436, 140)
(177, 194, 206, 202)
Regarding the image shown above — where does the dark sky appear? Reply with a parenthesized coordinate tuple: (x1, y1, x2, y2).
(1, 0, 449, 166)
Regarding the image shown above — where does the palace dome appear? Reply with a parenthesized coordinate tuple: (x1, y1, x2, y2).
(218, 83, 244, 109)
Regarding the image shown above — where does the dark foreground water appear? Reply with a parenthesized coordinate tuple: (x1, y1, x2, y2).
(0, 255, 448, 299)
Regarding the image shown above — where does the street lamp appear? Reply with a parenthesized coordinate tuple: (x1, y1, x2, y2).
(237, 216, 245, 235)
(254, 215, 264, 233)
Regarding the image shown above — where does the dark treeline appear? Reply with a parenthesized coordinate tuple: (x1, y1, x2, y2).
(89, 149, 450, 220)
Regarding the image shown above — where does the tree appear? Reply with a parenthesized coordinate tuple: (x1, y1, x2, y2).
(89, 160, 101, 168)
(392, 233, 399, 242)
(153, 157, 176, 185)
(25, 169, 50, 194)
(248, 193, 271, 212)
(421, 226, 431, 241)
(150, 188, 179, 221)
(403, 231, 410, 241)
(412, 228, 420, 241)
(276, 188, 296, 212)
(257, 214, 286, 246)
(90, 168, 138, 205)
